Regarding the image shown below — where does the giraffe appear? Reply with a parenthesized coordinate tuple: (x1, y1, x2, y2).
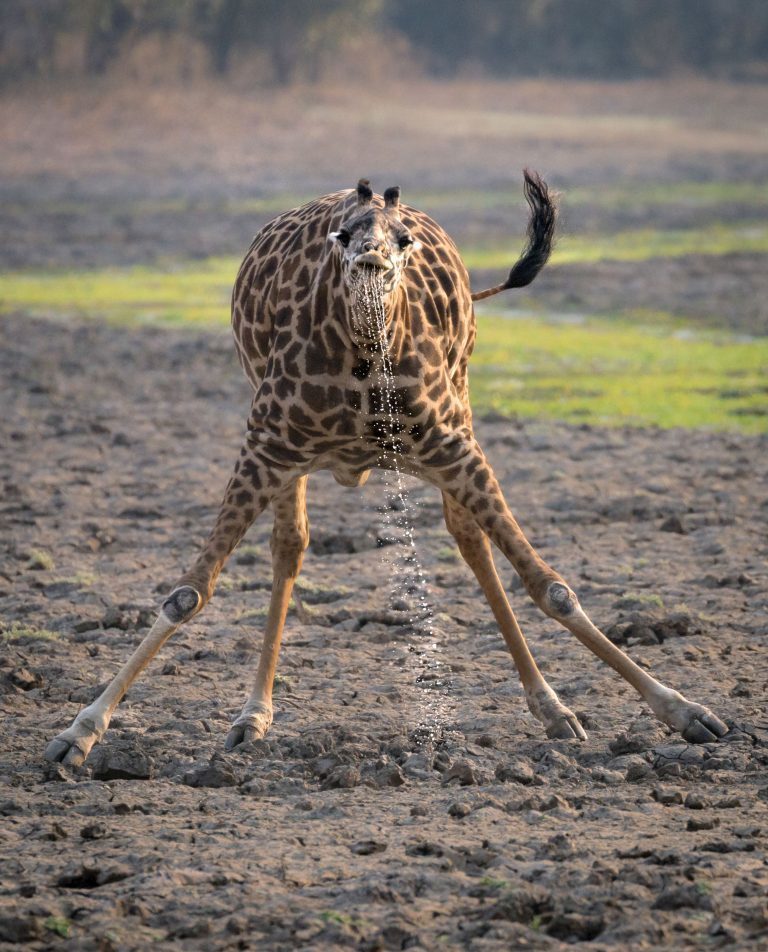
(45, 172, 727, 766)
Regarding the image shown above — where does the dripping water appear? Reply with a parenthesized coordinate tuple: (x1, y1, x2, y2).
(351, 268, 453, 738)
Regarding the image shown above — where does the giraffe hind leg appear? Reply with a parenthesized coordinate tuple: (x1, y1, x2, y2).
(429, 436, 728, 744)
(442, 493, 586, 741)
(225, 476, 310, 750)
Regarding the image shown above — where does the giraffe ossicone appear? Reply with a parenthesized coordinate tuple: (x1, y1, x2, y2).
(45, 171, 727, 768)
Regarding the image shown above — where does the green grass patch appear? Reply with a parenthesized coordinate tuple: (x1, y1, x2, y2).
(1, 247, 765, 433)
(27, 548, 55, 571)
(470, 312, 768, 432)
(1, 622, 60, 642)
(2, 220, 766, 327)
(0, 256, 239, 326)
(44, 917, 71, 939)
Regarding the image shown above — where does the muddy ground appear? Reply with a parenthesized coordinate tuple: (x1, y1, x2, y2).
(1, 313, 767, 950)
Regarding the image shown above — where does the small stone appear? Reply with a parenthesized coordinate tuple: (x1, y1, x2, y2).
(321, 765, 360, 790)
(402, 752, 433, 780)
(161, 661, 180, 676)
(350, 839, 387, 855)
(654, 884, 712, 910)
(73, 619, 100, 634)
(539, 794, 569, 812)
(101, 606, 128, 629)
(590, 767, 624, 784)
(226, 916, 246, 935)
(687, 816, 719, 832)
(442, 759, 479, 786)
(91, 745, 153, 781)
(0, 916, 42, 942)
(0, 799, 26, 816)
(733, 825, 760, 838)
(626, 762, 652, 782)
(477, 733, 495, 748)
(714, 796, 743, 809)
(374, 764, 406, 788)
(182, 762, 237, 789)
(684, 792, 710, 810)
(410, 804, 428, 817)
(482, 884, 551, 923)
(547, 912, 604, 942)
(652, 787, 683, 805)
(660, 515, 686, 534)
(701, 840, 740, 853)
(80, 822, 109, 840)
(495, 761, 535, 785)
(448, 801, 471, 818)
(9, 667, 43, 691)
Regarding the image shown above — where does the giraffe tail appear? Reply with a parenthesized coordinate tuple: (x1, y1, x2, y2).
(470, 169, 558, 302)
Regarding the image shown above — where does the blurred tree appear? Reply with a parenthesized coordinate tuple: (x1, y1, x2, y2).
(387, 0, 768, 79)
(0, 0, 68, 79)
(0, 0, 766, 85)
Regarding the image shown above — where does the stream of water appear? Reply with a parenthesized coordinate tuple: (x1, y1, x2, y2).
(351, 268, 453, 735)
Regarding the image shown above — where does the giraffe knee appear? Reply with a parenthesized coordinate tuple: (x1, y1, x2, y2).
(270, 522, 309, 577)
(543, 581, 579, 619)
(162, 586, 203, 624)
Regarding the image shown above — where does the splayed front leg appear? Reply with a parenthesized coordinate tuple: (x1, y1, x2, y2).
(45, 587, 201, 766)
(426, 435, 727, 745)
(541, 584, 727, 742)
(441, 492, 586, 741)
(45, 435, 307, 766)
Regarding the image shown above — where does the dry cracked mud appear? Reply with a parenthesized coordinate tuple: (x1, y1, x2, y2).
(1, 314, 767, 949)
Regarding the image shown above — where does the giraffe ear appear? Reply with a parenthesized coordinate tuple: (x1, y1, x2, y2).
(356, 179, 373, 207)
(384, 186, 401, 210)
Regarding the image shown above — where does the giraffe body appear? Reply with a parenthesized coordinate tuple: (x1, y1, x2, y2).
(45, 174, 727, 767)
(231, 188, 473, 479)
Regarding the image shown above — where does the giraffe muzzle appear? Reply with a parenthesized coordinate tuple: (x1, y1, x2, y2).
(353, 251, 394, 271)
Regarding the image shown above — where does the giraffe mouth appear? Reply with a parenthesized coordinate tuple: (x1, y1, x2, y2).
(353, 252, 394, 272)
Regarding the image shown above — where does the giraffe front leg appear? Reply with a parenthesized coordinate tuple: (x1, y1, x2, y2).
(45, 439, 307, 766)
(44, 589, 200, 767)
(427, 436, 727, 745)
(225, 476, 309, 750)
(441, 493, 585, 740)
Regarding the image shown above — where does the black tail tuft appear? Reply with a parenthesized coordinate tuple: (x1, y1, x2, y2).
(471, 170, 558, 302)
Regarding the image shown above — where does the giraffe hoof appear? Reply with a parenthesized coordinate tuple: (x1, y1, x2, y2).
(545, 711, 588, 742)
(682, 710, 728, 744)
(224, 708, 273, 750)
(527, 688, 588, 741)
(44, 735, 91, 767)
(44, 711, 104, 766)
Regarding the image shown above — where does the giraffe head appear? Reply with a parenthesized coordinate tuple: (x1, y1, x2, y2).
(329, 179, 422, 310)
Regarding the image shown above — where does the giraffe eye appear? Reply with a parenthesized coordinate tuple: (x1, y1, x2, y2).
(398, 235, 413, 250)
(336, 230, 351, 248)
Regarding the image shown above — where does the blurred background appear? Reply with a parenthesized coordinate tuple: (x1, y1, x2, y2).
(1, 0, 767, 429)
